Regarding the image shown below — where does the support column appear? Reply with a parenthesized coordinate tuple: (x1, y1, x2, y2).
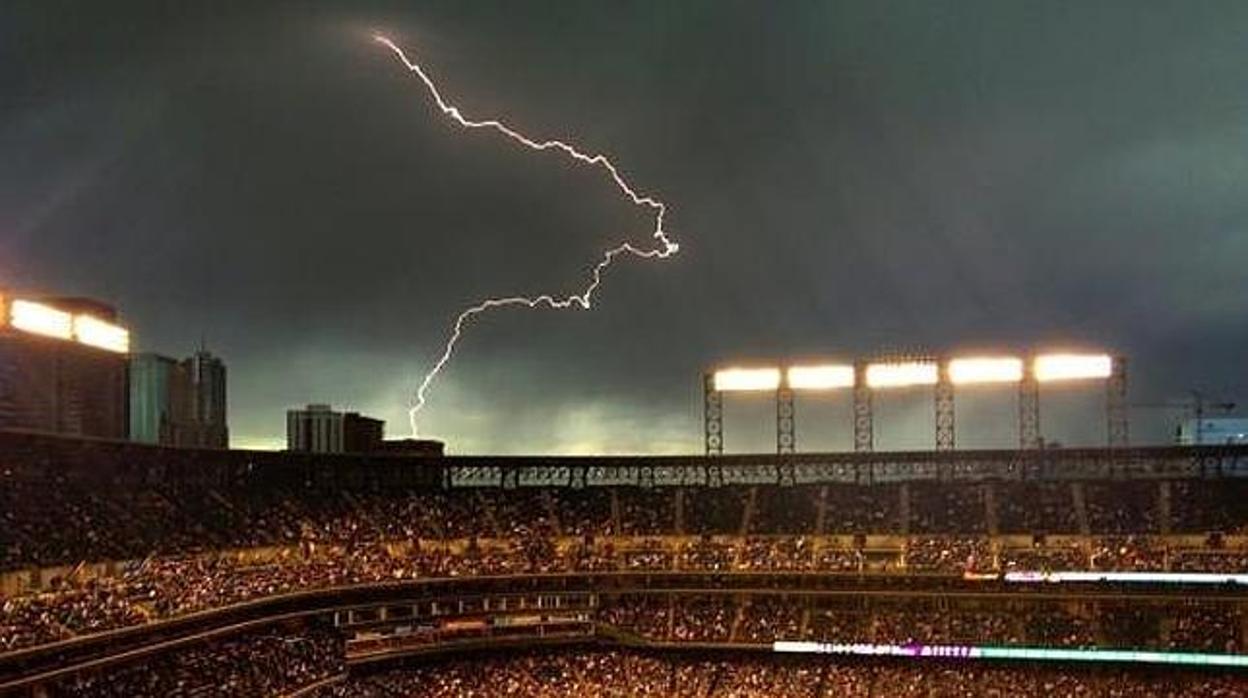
(704, 372, 723, 455)
(853, 361, 874, 452)
(1019, 360, 1040, 449)
(935, 361, 955, 451)
(777, 387, 796, 455)
(1107, 356, 1129, 448)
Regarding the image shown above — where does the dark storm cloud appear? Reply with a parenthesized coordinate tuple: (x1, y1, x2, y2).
(2, 1, 1246, 452)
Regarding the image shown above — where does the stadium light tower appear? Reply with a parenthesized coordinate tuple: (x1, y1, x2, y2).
(704, 349, 1125, 454)
(784, 364, 855, 455)
(861, 359, 938, 452)
(940, 356, 1025, 450)
(1026, 353, 1127, 448)
(706, 367, 782, 455)
(787, 365, 855, 390)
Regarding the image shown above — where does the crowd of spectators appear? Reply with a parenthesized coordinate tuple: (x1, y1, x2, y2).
(904, 536, 991, 572)
(909, 484, 988, 534)
(997, 483, 1082, 533)
(1170, 603, 1242, 653)
(3, 475, 1248, 655)
(1090, 536, 1168, 571)
(6, 477, 1248, 573)
(738, 595, 802, 643)
(4, 532, 1248, 653)
(317, 650, 1248, 697)
(671, 595, 734, 642)
(50, 624, 343, 696)
(1085, 482, 1160, 534)
(593, 593, 1236, 651)
(1, 576, 147, 652)
(999, 541, 1086, 571)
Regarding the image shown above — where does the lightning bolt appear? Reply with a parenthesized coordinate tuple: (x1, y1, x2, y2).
(375, 35, 680, 437)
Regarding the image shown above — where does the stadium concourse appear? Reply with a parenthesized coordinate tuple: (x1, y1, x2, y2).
(1, 432, 1248, 695)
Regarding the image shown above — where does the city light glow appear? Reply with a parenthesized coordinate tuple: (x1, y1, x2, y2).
(787, 364, 855, 390)
(1034, 353, 1112, 382)
(948, 357, 1023, 385)
(865, 361, 938, 389)
(73, 314, 130, 353)
(10, 300, 73, 340)
(714, 367, 782, 392)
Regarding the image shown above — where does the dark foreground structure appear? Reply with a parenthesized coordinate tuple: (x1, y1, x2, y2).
(2, 431, 1247, 695)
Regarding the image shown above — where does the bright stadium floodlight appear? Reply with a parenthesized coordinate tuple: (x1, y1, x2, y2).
(73, 314, 130, 353)
(787, 364, 855, 390)
(714, 367, 781, 392)
(865, 361, 938, 389)
(10, 299, 73, 340)
(1034, 353, 1112, 382)
(948, 357, 1023, 385)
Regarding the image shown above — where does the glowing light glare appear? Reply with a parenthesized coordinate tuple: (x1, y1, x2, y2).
(1034, 353, 1113, 382)
(1004, 571, 1248, 585)
(714, 368, 782, 392)
(948, 357, 1023, 385)
(73, 315, 130, 353)
(787, 365, 855, 390)
(772, 641, 1248, 668)
(375, 35, 680, 437)
(865, 361, 938, 389)
(9, 300, 73, 340)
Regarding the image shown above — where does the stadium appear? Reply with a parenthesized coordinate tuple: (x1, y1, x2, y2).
(2, 430, 1248, 695)
(8, 2, 1248, 696)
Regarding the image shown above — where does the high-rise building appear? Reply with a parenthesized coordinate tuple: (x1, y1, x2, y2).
(287, 404, 384, 454)
(0, 296, 130, 439)
(287, 404, 343, 453)
(129, 349, 228, 448)
(187, 350, 228, 448)
(130, 353, 188, 445)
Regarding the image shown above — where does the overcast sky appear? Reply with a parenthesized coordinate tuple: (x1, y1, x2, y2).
(3, 1, 1247, 453)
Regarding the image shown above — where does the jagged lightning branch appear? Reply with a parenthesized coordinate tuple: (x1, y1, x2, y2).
(374, 35, 680, 437)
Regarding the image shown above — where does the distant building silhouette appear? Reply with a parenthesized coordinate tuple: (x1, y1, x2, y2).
(344, 412, 385, 454)
(129, 349, 228, 448)
(1176, 417, 1248, 445)
(374, 438, 445, 457)
(287, 404, 385, 454)
(0, 296, 129, 439)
